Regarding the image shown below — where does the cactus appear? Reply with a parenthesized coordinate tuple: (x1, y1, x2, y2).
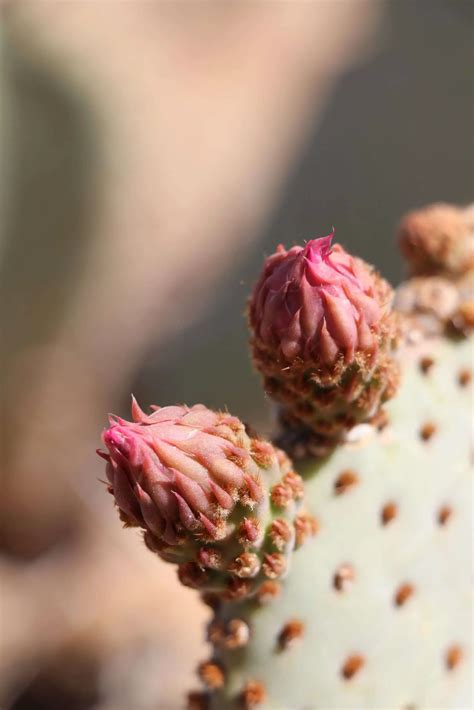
(248, 232, 399, 456)
(98, 203, 472, 709)
(100, 400, 306, 599)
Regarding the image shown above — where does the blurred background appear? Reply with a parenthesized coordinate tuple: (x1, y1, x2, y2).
(1, 1, 472, 708)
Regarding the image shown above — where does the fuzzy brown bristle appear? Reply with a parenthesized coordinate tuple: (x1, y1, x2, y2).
(240, 680, 267, 708)
(210, 618, 250, 650)
(270, 482, 293, 508)
(269, 519, 293, 550)
(198, 661, 225, 690)
(224, 577, 251, 601)
(294, 513, 319, 546)
(238, 517, 262, 546)
(255, 580, 281, 604)
(228, 553, 261, 579)
(283, 471, 304, 499)
(262, 553, 286, 579)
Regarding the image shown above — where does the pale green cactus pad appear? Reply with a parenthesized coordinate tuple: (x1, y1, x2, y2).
(208, 335, 472, 709)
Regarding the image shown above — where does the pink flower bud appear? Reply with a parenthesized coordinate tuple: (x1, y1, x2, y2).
(99, 400, 306, 600)
(249, 232, 399, 454)
(250, 232, 388, 366)
(100, 400, 264, 547)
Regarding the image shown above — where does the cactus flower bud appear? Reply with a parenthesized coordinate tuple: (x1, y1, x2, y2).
(102, 400, 261, 545)
(99, 399, 307, 599)
(397, 203, 474, 278)
(250, 232, 386, 365)
(396, 204, 474, 339)
(249, 232, 399, 455)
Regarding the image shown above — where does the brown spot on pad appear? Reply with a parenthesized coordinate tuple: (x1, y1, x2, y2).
(458, 368, 472, 387)
(334, 470, 359, 495)
(394, 583, 415, 607)
(419, 356, 434, 373)
(445, 645, 463, 670)
(341, 654, 365, 680)
(333, 564, 355, 592)
(277, 619, 305, 651)
(438, 505, 452, 526)
(420, 422, 437, 441)
(381, 501, 398, 525)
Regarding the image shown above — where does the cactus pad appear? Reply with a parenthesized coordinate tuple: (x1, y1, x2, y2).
(207, 335, 472, 709)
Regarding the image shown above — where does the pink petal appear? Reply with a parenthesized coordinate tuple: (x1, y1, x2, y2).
(322, 291, 357, 351)
(318, 321, 339, 364)
(173, 469, 212, 516)
(131, 396, 149, 423)
(173, 492, 199, 530)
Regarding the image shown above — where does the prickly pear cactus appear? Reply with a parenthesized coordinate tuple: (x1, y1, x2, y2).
(98, 202, 473, 709)
(207, 335, 472, 709)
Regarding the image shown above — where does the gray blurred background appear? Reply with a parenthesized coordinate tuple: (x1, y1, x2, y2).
(1, 1, 473, 709)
